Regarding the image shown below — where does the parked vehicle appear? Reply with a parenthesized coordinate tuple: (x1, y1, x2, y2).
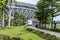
(27, 19, 33, 26)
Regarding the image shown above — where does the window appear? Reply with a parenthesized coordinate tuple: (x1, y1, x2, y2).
(21, 5, 29, 8)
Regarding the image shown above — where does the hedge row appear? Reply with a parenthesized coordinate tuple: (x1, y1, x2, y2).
(26, 28, 60, 40)
(0, 34, 23, 40)
(40, 27, 60, 32)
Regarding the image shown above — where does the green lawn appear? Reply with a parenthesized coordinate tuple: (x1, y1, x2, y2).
(45, 25, 60, 32)
(0, 26, 44, 40)
(47, 25, 60, 29)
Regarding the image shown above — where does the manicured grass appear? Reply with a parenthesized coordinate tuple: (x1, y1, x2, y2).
(56, 26, 60, 29)
(46, 24, 60, 29)
(0, 26, 44, 40)
(41, 25, 60, 32)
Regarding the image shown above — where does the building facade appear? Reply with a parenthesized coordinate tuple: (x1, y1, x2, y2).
(7, 1, 37, 20)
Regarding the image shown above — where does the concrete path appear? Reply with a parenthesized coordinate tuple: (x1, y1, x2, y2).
(27, 26, 60, 37)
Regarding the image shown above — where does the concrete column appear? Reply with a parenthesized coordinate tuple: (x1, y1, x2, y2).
(12, 0, 15, 6)
(24, 9, 27, 17)
(32, 10, 35, 20)
(21, 9, 23, 15)
(19, 8, 22, 14)
(16, 8, 18, 12)
(28, 10, 31, 19)
(11, 9, 14, 18)
(30, 10, 32, 18)
(26, 10, 29, 18)
(24, 9, 26, 18)
(22, 9, 24, 15)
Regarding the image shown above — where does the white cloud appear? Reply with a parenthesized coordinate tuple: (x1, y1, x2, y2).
(16, 0, 38, 4)
(54, 15, 60, 21)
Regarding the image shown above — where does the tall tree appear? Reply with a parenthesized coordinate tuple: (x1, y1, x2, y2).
(35, 0, 50, 27)
(44, 0, 60, 28)
(35, 0, 60, 28)
(8, 0, 17, 28)
(0, 0, 8, 28)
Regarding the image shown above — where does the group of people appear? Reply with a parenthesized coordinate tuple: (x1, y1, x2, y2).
(34, 21, 57, 29)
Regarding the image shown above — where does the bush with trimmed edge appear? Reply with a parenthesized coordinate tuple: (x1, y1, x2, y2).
(0, 34, 23, 40)
(12, 37, 20, 40)
(2, 35, 10, 40)
(26, 28, 60, 40)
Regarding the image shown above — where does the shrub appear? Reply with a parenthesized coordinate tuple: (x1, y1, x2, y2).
(12, 37, 20, 40)
(39, 32, 46, 39)
(46, 35, 57, 40)
(26, 28, 33, 32)
(26, 28, 59, 40)
(12, 37, 23, 40)
(29, 38, 33, 40)
(2, 35, 10, 40)
(0, 34, 23, 40)
(33, 30, 40, 35)
(0, 34, 3, 39)
(40, 27, 60, 32)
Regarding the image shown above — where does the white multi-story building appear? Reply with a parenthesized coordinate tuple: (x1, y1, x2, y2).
(7, 1, 37, 20)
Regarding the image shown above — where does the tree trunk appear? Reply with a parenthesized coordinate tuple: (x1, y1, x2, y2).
(41, 20, 43, 27)
(51, 14, 53, 29)
(2, 11, 4, 28)
(45, 18, 46, 28)
(8, 9, 11, 28)
(8, 0, 12, 28)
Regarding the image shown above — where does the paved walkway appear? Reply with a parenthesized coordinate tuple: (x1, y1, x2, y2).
(27, 26, 60, 37)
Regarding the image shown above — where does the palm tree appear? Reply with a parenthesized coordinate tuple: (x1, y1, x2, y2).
(0, 0, 8, 28)
(8, 0, 17, 28)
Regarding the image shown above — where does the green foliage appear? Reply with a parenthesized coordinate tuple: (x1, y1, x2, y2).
(0, 0, 17, 27)
(0, 0, 8, 27)
(26, 28, 59, 40)
(11, 12, 25, 26)
(0, 13, 2, 22)
(12, 37, 21, 40)
(0, 34, 23, 40)
(4, 13, 8, 26)
(35, 0, 60, 27)
(39, 26, 60, 32)
(14, 0, 18, 6)
(0, 0, 8, 11)
(35, 0, 51, 24)
(0, 26, 44, 40)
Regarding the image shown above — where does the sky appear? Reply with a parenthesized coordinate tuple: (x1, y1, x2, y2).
(16, 0, 60, 21)
(16, 0, 38, 5)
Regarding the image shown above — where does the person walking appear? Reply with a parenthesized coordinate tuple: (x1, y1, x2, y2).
(53, 21, 56, 29)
